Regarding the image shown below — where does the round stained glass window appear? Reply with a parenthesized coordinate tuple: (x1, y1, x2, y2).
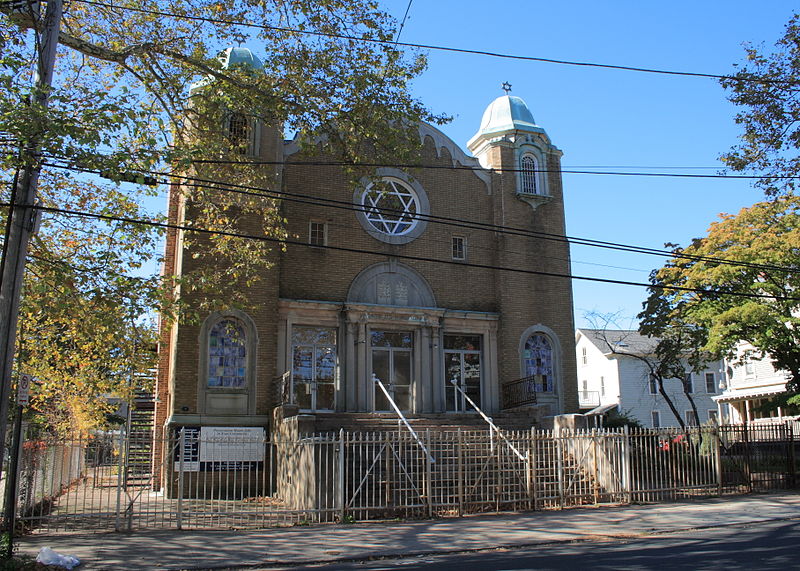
(355, 170, 429, 245)
(362, 178, 419, 236)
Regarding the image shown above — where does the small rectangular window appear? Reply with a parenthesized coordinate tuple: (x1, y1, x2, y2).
(600, 376, 605, 397)
(683, 373, 693, 394)
(581, 347, 587, 365)
(651, 410, 660, 428)
(686, 410, 698, 426)
(705, 372, 716, 393)
(744, 359, 755, 376)
(452, 236, 466, 260)
(309, 221, 326, 246)
(649, 373, 657, 395)
(708, 410, 719, 424)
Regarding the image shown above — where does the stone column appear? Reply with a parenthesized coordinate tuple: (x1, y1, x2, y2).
(419, 325, 432, 413)
(486, 326, 500, 413)
(429, 321, 443, 413)
(357, 319, 368, 411)
(344, 318, 357, 412)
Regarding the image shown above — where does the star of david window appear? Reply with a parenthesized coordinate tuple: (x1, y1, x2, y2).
(362, 178, 419, 236)
(355, 170, 429, 245)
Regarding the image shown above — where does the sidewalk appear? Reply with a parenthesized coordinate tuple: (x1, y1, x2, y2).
(17, 493, 800, 570)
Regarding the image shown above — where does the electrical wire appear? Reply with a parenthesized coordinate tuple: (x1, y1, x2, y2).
(39, 159, 800, 275)
(189, 157, 799, 180)
(72, 0, 794, 86)
(5, 200, 798, 302)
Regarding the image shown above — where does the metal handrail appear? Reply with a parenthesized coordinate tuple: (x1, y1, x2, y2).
(372, 374, 435, 464)
(449, 378, 526, 461)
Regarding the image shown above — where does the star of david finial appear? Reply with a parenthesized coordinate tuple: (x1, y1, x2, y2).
(501, 81, 512, 94)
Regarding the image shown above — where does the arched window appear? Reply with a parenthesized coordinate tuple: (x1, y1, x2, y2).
(520, 155, 538, 195)
(227, 112, 249, 153)
(207, 318, 247, 388)
(523, 333, 553, 392)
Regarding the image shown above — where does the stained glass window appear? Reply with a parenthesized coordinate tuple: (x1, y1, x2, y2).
(523, 334, 553, 392)
(207, 319, 247, 388)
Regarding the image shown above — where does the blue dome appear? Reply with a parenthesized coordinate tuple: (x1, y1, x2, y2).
(219, 47, 263, 70)
(477, 95, 539, 136)
(190, 47, 263, 94)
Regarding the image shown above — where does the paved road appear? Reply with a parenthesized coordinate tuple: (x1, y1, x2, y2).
(287, 519, 799, 570)
(17, 493, 800, 570)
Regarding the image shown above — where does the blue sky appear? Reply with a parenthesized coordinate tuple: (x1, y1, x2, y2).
(378, 1, 796, 328)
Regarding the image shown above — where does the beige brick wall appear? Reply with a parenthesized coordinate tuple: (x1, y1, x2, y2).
(160, 121, 580, 427)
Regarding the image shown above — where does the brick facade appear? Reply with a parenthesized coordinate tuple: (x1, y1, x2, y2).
(154, 93, 579, 440)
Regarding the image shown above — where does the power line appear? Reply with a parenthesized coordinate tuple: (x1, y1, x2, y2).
(189, 157, 800, 180)
(39, 159, 799, 275)
(6, 200, 798, 303)
(72, 0, 792, 86)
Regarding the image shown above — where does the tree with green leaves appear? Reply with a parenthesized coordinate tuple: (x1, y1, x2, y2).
(1, 0, 441, 431)
(720, 12, 800, 196)
(639, 13, 800, 404)
(640, 196, 800, 393)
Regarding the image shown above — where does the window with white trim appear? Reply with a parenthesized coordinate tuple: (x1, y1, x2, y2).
(705, 372, 716, 394)
(581, 347, 587, 365)
(708, 409, 719, 424)
(686, 410, 698, 426)
(651, 410, 661, 428)
(649, 373, 658, 395)
(452, 235, 466, 261)
(600, 376, 605, 397)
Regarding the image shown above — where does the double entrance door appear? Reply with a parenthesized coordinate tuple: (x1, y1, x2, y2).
(370, 331, 483, 414)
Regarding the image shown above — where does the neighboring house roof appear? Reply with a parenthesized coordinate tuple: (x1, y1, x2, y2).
(578, 328, 658, 357)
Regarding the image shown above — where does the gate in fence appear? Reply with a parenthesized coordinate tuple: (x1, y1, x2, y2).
(7, 423, 798, 534)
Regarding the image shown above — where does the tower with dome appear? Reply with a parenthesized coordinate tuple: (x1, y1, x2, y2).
(155, 61, 578, 456)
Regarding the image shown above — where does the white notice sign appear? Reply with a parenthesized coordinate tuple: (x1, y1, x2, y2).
(199, 427, 265, 463)
(17, 373, 32, 406)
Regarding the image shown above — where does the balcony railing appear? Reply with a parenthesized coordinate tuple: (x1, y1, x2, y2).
(578, 390, 600, 409)
(501, 375, 538, 410)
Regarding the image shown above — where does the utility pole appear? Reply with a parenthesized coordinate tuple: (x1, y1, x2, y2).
(0, 0, 62, 470)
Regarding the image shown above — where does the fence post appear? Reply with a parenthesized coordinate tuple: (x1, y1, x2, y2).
(556, 431, 565, 510)
(114, 427, 125, 532)
(338, 429, 345, 521)
(623, 425, 632, 504)
(457, 429, 464, 516)
(787, 422, 796, 489)
(529, 427, 537, 510)
(425, 430, 433, 518)
(743, 422, 752, 492)
(591, 429, 599, 505)
(714, 425, 723, 496)
(177, 428, 185, 530)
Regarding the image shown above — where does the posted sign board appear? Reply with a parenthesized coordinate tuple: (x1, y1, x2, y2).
(175, 426, 266, 472)
(17, 374, 32, 406)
